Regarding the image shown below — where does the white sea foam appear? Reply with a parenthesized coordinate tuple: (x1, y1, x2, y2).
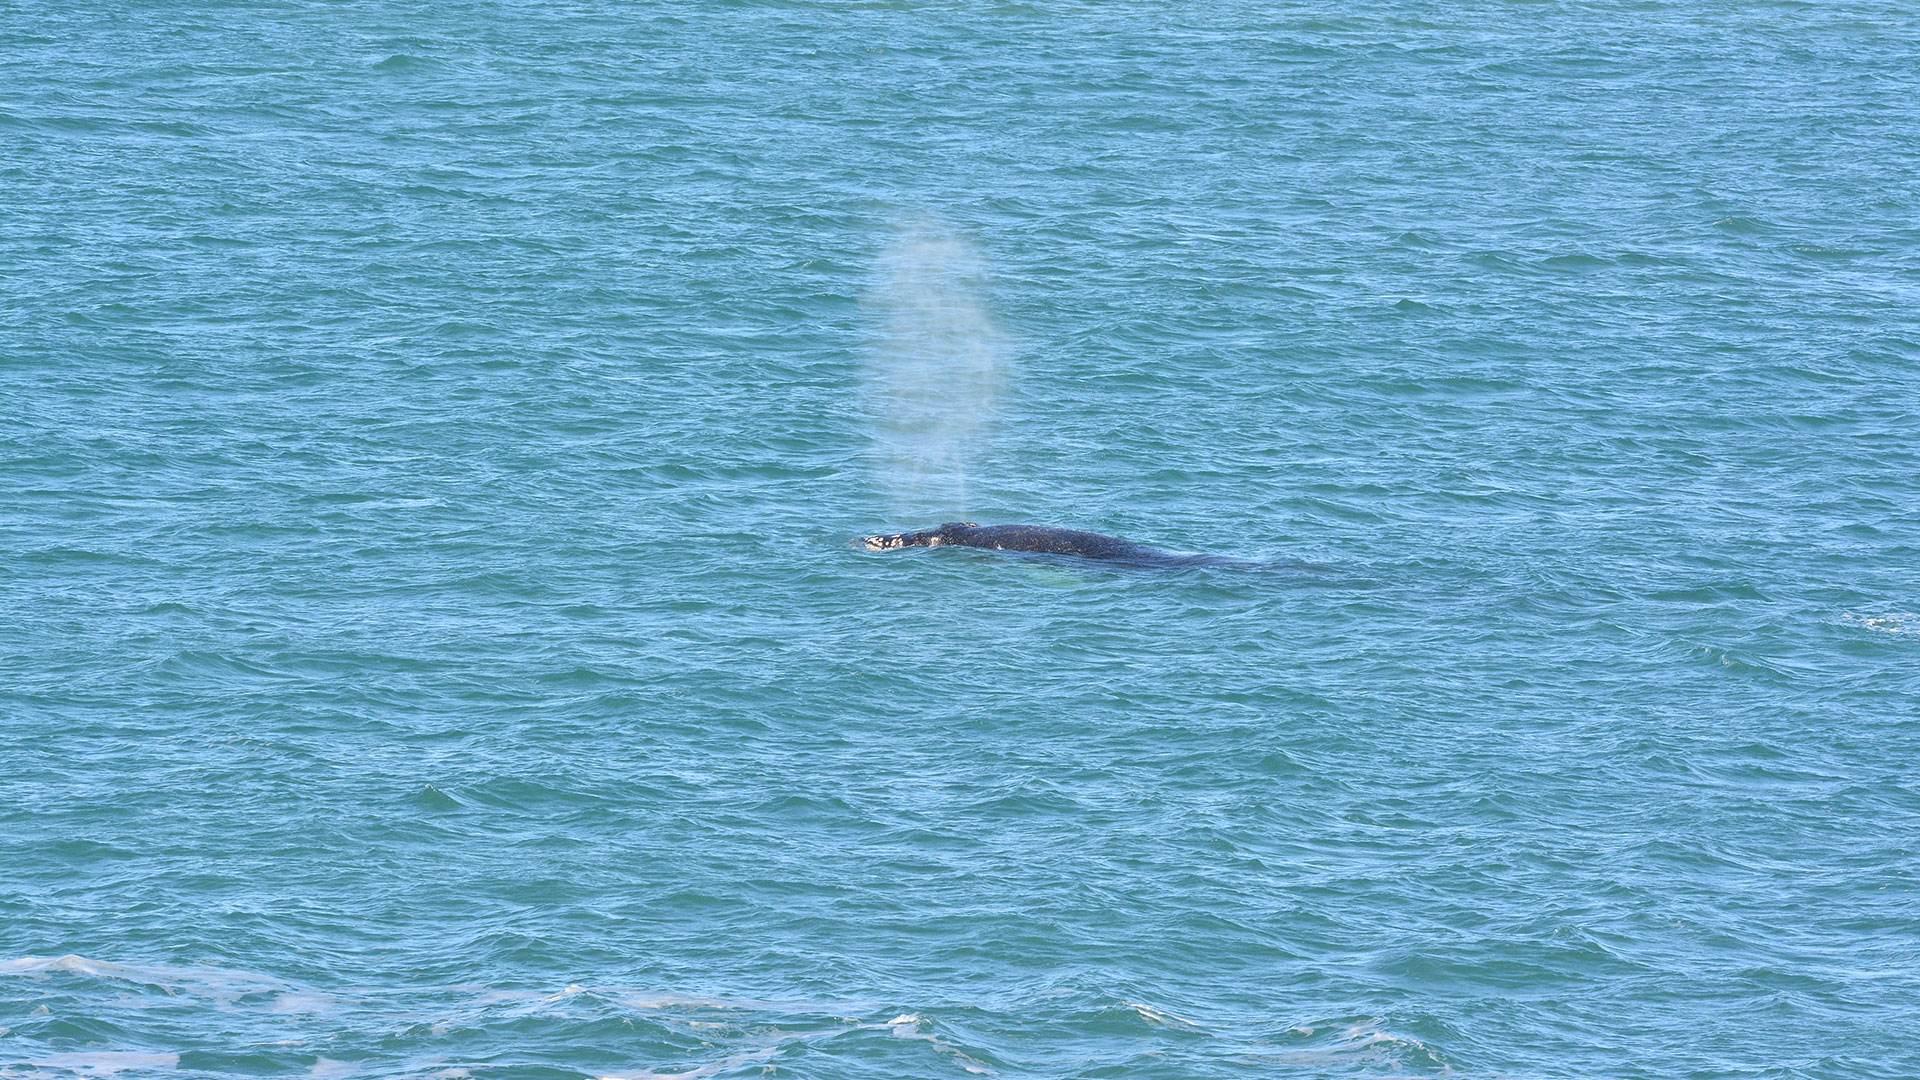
(1258, 1016, 1445, 1072)
(21, 1052, 180, 1076)
(596, 1004, 994, 1079)
(1, 966, 982, 1080)
(871, 1012, 994, 1073)
(598, 1043, 782, 1080)
(2, 955, 286, 996)
(1842, 611, 1920, 635)
(3, 956, 140, 979)
(616, 991, 767, 1011)
(269, 992, 334, 1014)
(1121, 1001, 1201, 1030)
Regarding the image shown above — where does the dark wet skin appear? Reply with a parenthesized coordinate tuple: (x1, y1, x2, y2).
(856, 522, 1262, 568)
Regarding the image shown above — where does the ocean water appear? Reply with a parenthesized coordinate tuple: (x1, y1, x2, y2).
(4, 2, 1918, 1077)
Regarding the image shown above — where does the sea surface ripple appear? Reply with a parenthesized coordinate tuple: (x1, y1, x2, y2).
(3, 2, 1918, 1078)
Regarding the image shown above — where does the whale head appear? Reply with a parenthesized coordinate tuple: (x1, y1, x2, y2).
(857, 522, 978, 551)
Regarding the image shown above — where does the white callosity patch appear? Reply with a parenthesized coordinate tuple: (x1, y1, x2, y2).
(860, 533, 939, 551)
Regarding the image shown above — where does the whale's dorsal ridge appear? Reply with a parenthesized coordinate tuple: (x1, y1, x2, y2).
(857, 522, 1249, 567)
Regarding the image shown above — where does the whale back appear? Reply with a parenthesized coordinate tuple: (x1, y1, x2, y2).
(860, 522, 1171, 562)
(946, 523, 1157, 559)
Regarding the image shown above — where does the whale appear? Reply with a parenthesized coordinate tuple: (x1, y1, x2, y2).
(855, 522, 1259, 568)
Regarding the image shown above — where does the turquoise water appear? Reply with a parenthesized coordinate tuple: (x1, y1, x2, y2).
(5, 2, 1919, 1077)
